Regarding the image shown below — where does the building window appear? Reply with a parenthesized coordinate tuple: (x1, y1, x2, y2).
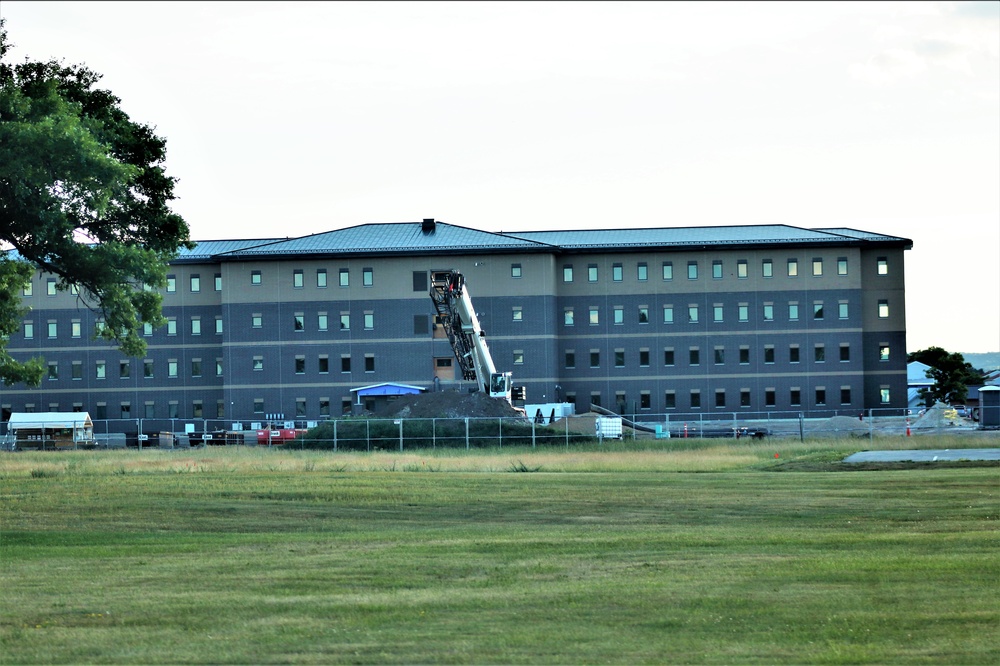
(788, 302, 799, 321)
(614, 349, 625, 367)
(640, 392, 651, 410)
(295, 356, 305, 374)
(166, 276, 176, 293)
(319, 399, 330, 417)
(295, 399, 306, 418)
(362, 268, 373, 287)
(364, 354, 375, 372)
(168, 360, 178, 378)
(22, 281, 32, 297)
(877, 257, 888, 275)
(878, 300, 889, 318)
(253, 399, 264, 414)
(71, 361, 82, 380)
(47, 321, 57, 338)
(813, 302, 824, 320)
(121, 403, 131, 419)
(590, 350, 600, 368)
(216, 359, 223, 377)
(664, 348, 675, 366)
(662, 262, 673, 281)
(144, 402, 155, 419)
(341, 355, 351, 373)
(841, 387, 851, 405)
(764, 346, 775, 364)
(840, 344, 850, 362)
(689, 347, 700, 366)
(637, 263, 648, 281)
(588, 264, 598, 282)
(762, 259, 773, 278)
(638, 306, 649, 324)
(790, 388, 801, 406)
(665, 391, 676, 409)
(252, 356, 263, 371)
(714, 347, 725, 365)
(251, 314, 262, 329)
(318, 356, 329, 374)
(812, 258, 823, 276)
(47, 362, 58, 381)
(251, 270, 262, 285)
(690, 390, 701, 409)
(318, 313, 328, 331)
(688, 261, 698, 280)
(190, 274, 201, 292)
(765, 389, 776, 408)
(639, 349, 650, 367)
(815, 344, 825, 363)
(23, 321, 33, 339)
(510, 263, 522, 279)
(816, 388, 826, 405)
(364, 312, 374, 330)
(512, 306, 523, 322)
(563, 265, 573, 282)
(837, 258, 848, 276)
(565, 351, 575, 369)
(613, 307, 624, 325)
(340, 313, 350, 330)
(762, 303, 773, 321)
(589, 307, 599, 325)
(143, 322, 153, 336)
(713, 304, 723, 323)
(293, 269, 304, 288)
(215, 274, 222, 291)
(715, 390, 726, 408)
(191, 317, 201, 336)
(740, 389, 751, 408)
(294, 314, 305, 331)
(191, 359, 202, 377)
(215, 317, 223, 334)
(144, 359, 154, 378)
(340, 268, 349, 287)
(96, 361, 106, 379)
(612, 263, 623, 282)
(879, 344, 890, 361)
(564, 308, 574, 326)
(738, 304, 749, 322)
(317, 269, 327, 288)
(167, 318, 177, 336)
(787, 259, 798, 277)
(789, 345, 800, 363)
(71, 320, 81, 338)
(712, 260, 723, 279)
(663, 305, 674, 324)
(688, 305, 699, 323)
(513, 350, 524, 365)
(838, 302, 849, 319)
(739, 346, 750, 365)
(119, 360, 130, 379)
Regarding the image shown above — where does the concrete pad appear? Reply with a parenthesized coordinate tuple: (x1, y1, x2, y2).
(843, 448, 1000, 463)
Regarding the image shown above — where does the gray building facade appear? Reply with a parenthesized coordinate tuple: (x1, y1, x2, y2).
(2, 220, 911, 426)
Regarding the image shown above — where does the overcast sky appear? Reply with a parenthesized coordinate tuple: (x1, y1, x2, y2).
(3, 1, 998, 353)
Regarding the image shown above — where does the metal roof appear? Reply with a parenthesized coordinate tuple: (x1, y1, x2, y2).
(176, 238, 285, 261)
(503, 224, 847, 249)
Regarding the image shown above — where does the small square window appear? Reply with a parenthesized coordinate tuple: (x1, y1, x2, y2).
(512, 306, 522, 322)
(511, 263, 522, 278)
(877, 257, 888, 275)
(878, 300, 889, 318)
(251, 270, 262, 285)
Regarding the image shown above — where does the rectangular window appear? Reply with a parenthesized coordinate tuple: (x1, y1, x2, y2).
(663, 305, 674, 324)
(740, 389, 751, 408)
(789, 345, 800, 363)
(614, 349, 625, 367)
(841, 387, 851, 405)
(252, 356, 263, 372)
(714, 347, 725, 365)
(295, 356, 306, 374)
(362, 268, 373, 287)
(690, 390, 701, 409)
(364, 354, 375, 372)
(688, 305, 699, 323)
(144, 359, 154, 378)
(191, 359, 202, 377)
(613, 307, 624, 325)
(713, 304, 723, 323)
(71, 320, 81, 338)
(878, 300, 889, 318)
(119, 360, 129, 379)
(812, 258, 823, 276)
(47, 321, 57, 338)
(215, 273, 222, 291)
(191, 317, 201, 336)
(295, 399, 306, 418)
(689, 347, 700, 366)
(640, 392, 651, 410)
(215, 316, 223, 334)
(737, 260, 748, 279)
(71, 361, 82, 380)
(588, 264, 598, 282)
(838, 302, 849, 319)
(637, 263, 648, 281)
(877, 257, 888, 275)
(513, 351, 524, 366)
(565, 351, 575, 369)
(251, 314, 262, 329)
(816, 388, 826, 405)
(790, 388, 801, 406)
(340, 313, 350, 330)
(166, 276, 176, 293)
(564, 308, 574, 326)
(764, 345, 775, 364)
(252, 399, 263, 414)
(788, 302, 799, 321)
(319, 399, 330, 417)
(590, 350, 600, 368)
(589, 308, 599, 325)
(639, 349, 650, 367)
(837, 258, 848, 276)
(815, 344, 825, 363)
(143, 322, 153, 336)
(739, 346, 750, 365)
(664, 348, 675, 366)
(612, 263, 623, 282)
(662, 261, 673, 281)
(22, 281, 32, 297)
(167, 318, 177, 336)
(251, 270, 262, 285)
(512, 306, 523, 322)
(665, 391, 676, 409)
(96, 361, 106, 379)
(145, 402, 155, 419)
(688, 261, 698, 280)
(190, 274, 201, 292)
(47, 362, 58, 381)
(23, 321, 33, 339)
(563, 265, 573, 282)
(762, 259, 773, 278)
(511, 263, 522, 278)
(341, 355, 351, 373)
(168, 360, 178, 378)
(216, 359, 223, 377)
(880, 388, 890, 404)
(762, 303, 773, 321)
(121, 403, 131, 419)
(879, 344, 890, 362)
(715, 390, 726, 408)
(813, 302, 824, 320)
(638, 306, 649, 324)
(738, 304, 749, 322)
(294, 313, 305, 331)
(364, 312, 374, 330)
(840, 344, 850, 362)
(339, 268, 349, 287)
(318, 356, 329, 374)
(293, 269, 304, 289)
(318, 313, 329, 331)
(712, 260, 723, 279)
(316, 269, 327, 288)
(192, 401, 203, 418)
(765, 389, 776, 408)
(787, 259, 798, 277)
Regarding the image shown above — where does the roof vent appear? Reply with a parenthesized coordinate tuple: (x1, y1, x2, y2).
(421, 218, 436, 233)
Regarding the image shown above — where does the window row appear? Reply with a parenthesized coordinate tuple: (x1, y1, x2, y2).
(559, 300, 890, 326)
(560, 342, 886, 370)
(160, 268, 377, 293)
(589, 386, 892, 411)
(559, 257, 891, 283)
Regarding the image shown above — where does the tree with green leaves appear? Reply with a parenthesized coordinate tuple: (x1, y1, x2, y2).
(0, 19, 191, 386)
(907, 346, 986, 405)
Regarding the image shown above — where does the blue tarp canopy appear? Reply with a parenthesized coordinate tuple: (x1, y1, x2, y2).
(350, 383, 426, 398)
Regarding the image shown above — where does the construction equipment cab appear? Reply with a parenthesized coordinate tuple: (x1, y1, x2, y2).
(430, 270, 524, 405)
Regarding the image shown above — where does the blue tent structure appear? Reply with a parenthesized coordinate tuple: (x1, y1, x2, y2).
(350, 383, 426, 413)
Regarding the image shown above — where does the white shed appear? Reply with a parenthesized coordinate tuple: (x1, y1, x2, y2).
(7, 412, 95, 449)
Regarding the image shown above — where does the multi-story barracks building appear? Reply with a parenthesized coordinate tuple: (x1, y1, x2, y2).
(3, 219, 911, 426)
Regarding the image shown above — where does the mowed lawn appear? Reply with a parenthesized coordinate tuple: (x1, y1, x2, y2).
(1, 443, 997, 664)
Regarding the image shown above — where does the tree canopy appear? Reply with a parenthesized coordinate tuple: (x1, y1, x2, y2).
(907, 346, 986, 405)
(0, 19, 191, 386)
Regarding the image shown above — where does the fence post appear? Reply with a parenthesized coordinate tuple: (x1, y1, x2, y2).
(399, 419, 403, 452)
(799, 412, 805, 443)
(333, 419, 338, 452)
(868, 409, 873, 444)
(465, 418, 470, 450)
(499, 418, 502, 449)
(531, 418, 536, 449)
(733, 412, 737, 439)
(366, 419, 370, 453)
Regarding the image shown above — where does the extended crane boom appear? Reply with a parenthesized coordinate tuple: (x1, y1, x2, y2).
(429, 270, 522, 403)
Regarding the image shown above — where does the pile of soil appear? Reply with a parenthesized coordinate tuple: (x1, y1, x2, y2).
(371, 390, 524, 419)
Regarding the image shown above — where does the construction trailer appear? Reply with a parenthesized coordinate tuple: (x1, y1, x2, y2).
(6, 412, 95, 450)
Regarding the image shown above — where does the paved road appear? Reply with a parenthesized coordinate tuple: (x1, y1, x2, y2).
(843, 448, 1000, 463)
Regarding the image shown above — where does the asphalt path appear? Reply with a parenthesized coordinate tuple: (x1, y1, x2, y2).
(843, 448, 1000, 463)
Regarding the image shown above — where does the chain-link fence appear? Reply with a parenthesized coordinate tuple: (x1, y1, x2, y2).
(3, 404, 996, 452)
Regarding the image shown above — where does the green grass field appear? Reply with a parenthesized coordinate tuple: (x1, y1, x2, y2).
(1, 439, 997, 664)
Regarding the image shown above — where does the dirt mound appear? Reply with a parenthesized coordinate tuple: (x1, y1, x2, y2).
(372, 390, 524, 419)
